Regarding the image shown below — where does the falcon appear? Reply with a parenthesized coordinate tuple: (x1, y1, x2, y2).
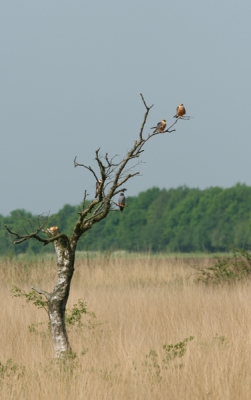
(47, 226, 60, 236)
(174, 104, 186, 118)
(118, 193, 125, 212)
(151, 119, 166, 134)
(95, 179, 102, 198)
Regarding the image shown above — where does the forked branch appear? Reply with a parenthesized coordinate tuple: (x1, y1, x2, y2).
(72, 93, 190, 244)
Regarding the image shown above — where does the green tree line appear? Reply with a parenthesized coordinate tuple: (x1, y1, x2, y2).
(2, 184, 251, 255)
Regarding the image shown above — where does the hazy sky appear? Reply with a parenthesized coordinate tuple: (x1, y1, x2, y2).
(1, 1, 251, 216)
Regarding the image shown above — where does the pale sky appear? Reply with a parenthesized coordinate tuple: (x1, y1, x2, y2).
(1, 1, 251, 216)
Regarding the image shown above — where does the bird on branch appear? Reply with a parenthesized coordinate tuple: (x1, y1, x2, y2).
(174, 103, 186, 118)
(151, 119, 166, 134)
(118, 193, 126, 212)
(46, 226, 60, 236)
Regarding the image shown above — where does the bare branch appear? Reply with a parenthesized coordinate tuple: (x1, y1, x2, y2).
(175, 115, 192, 120)
(74, 156, 99, 182)
(4, 220, 49, 245)
(163, 118, 179, 133)
(32, 286, 50, 300)
(117, 172, 140, 188)
(140, 93, 154, 111)
(139, 94, 154, 141)
(113, 188, 127, 197)
(17, 212, 34, 231)
(81, 190, 88, 211)
(104, 153, 120, 167)
(95, 149, 107, 182)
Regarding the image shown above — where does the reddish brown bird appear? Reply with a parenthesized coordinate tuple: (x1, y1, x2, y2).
(174, 104, 186, 118)
(47, 226, 60, 236)
(151, 119, 166, 134)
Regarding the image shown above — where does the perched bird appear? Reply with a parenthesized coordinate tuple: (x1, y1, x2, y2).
(118, 193, 126, 212)
(151, 119, 166, 134)
(47, 226, 60, 236)
(95, 179, 102, 198)
(174, 104, 186, 118)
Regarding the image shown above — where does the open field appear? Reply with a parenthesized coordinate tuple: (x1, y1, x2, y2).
(1, 255, 251, 399)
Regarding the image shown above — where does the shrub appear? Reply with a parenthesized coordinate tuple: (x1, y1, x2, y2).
(195, 249, 251, 284)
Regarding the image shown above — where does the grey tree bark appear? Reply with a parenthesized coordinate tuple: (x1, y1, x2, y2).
(47, 233, 75, 357)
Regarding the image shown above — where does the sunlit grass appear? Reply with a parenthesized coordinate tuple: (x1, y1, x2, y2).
(0, 255, 251, 399)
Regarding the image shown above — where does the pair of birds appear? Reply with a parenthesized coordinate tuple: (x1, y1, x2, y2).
(94, 104, 186, 211)
(95, 180, 125, 212)
(151, 103, 186, 134)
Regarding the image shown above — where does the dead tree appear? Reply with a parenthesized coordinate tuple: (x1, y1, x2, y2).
(5, 94, 185, 358)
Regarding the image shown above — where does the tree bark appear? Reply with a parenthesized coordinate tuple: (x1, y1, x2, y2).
(47, 235, 75, 358)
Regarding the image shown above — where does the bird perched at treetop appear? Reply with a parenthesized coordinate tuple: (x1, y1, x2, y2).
(174, 103, 186, 118)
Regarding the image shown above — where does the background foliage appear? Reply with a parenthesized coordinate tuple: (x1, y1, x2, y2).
(2, 183, 251, 255)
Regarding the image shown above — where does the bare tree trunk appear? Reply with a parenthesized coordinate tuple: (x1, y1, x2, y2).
(47, 235, 75, 358)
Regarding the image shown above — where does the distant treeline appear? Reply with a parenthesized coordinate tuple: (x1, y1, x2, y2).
(2, 184, 251, 255)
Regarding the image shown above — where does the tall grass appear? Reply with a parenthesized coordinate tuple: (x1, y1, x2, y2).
(0, 255, 251, 399)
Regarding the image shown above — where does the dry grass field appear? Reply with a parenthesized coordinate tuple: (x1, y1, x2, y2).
(0, 254, 251, 399)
